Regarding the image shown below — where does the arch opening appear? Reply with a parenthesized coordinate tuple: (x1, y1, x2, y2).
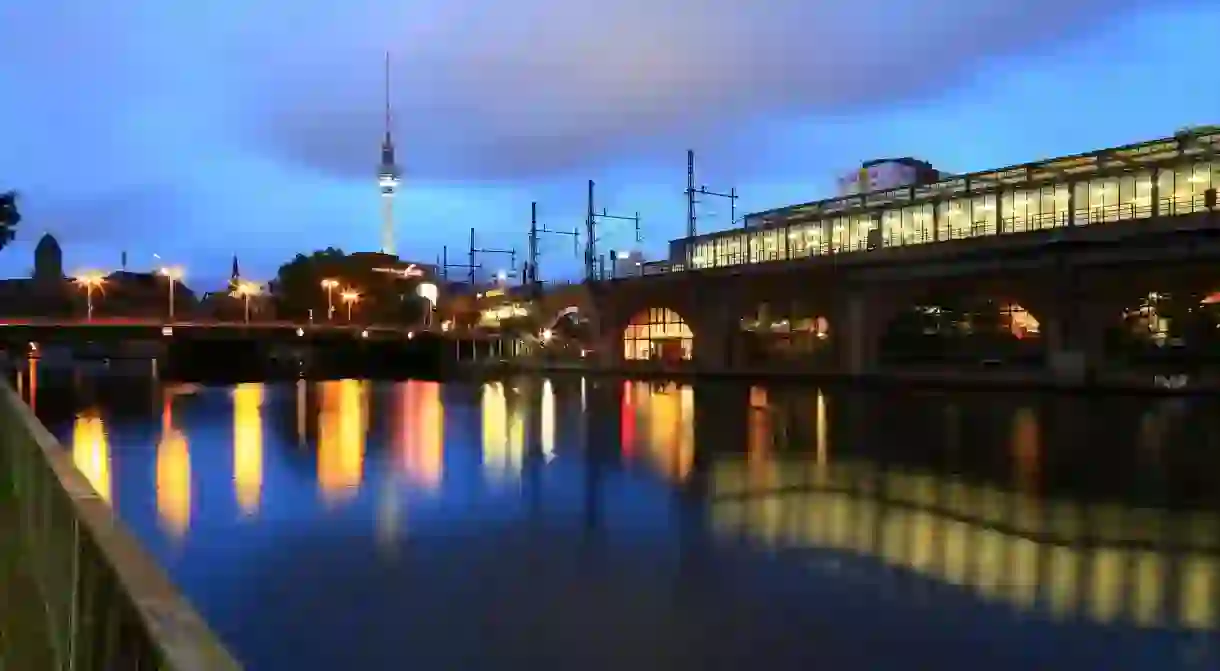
(738, 300, 832, 367)
(880, 296, 1042, 366)
(622, 308, 693, 362)
(1109, 288, 1220, 363)
(540, 306, 595, 357)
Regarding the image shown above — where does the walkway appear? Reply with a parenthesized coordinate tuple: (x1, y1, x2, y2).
(0, 482, 55, 669)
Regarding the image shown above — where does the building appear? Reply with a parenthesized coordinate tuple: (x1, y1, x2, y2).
(674, 129, 1220, 272)
(612, 250, 647, 278)
(0, 234, 73, 316)
(99, 270, 198, 318)
(835, 158, 941, 197)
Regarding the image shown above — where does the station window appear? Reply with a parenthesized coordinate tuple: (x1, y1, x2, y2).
(622, 308, 693, 361)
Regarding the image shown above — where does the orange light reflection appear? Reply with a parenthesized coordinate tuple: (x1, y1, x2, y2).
(233, 383, 265, 515)
(317, 380, 367, 503)
(396, 381, 444, 489)
(155, 395, 191, 538)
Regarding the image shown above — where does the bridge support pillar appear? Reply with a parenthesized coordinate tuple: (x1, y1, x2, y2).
(836, 290, 885, 376)
(1044, 303, 1110, 385)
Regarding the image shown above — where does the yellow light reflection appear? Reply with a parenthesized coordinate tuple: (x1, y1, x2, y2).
(396, 381, 444, 489)
(71, 409, 111, 504)
(317, 380, 367, 503)
(1180, 555, 1218, 630)
(1131, 551, 1164, 627)
(481, 382, 523, 481)
(233, 383, 264, 516)
(815, 390, 828, 470)
(540, 380, 555, 461)
(631, 382, 695, 483)
(155, 397, 191, 538)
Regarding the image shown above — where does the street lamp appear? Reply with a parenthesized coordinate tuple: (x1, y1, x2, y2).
(340, 289, 360, 322)
(72, 271, 105, 322)
(158, 266, 184, 322)
(320, 278, 339, 321)
(233, 281, 261, 324)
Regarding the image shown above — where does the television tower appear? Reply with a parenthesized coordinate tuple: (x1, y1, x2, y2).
(377, 51, 400, 256)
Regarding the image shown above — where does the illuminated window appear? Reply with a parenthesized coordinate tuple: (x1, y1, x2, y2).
(1159, 161, 1216, 216)
(622, 308, 693, 361)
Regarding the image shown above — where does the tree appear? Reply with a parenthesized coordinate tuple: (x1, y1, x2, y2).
(272, 248, 430, 325)
(0, 191, 20, 252)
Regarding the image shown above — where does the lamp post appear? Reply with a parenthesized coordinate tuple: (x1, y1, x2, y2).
(72, 272, 105, 322)
(340, 289, 360, 322)
(320, 278, 339, 321)
(159, 266, 184, 322)
(234, 281, 260, 323)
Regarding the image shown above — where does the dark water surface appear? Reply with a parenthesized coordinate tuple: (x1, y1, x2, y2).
(17, 360, 1220, 670)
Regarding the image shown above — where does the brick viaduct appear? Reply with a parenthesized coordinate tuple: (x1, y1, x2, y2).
(532, 213, 1220, 379)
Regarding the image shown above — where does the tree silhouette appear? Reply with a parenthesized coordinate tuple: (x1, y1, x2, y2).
(272, 248, 429, 325)
(0, 191, 20, 251)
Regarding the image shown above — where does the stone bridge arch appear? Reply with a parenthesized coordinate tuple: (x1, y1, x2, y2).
(533, 283, 600, 340)
(872, 277, 1053, 366)
(590, 274, 761, 366)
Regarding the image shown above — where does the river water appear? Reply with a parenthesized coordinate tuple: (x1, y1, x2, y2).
(16, 360, 1220, 670)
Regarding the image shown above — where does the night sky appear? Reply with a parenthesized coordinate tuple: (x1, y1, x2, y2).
(1, 1, 1217, 289)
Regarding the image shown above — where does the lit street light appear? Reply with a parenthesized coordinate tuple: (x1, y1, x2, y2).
(72, 271, 105, 321)
(340, 289, 360, 322)
(233, 281, 261, 323)
(158, 266, 184, 322)
(320, 278, 339, 321)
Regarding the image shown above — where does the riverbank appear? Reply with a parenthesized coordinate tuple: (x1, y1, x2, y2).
(452, 358, 1216, 394)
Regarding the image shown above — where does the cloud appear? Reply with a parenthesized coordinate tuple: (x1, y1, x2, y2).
(1, 0, 1212, 281)
(223, 0, 1183, 180)
(6, 0, 1178, 183)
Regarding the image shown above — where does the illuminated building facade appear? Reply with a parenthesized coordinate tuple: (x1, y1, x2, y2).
(676, 129, 1220, 271)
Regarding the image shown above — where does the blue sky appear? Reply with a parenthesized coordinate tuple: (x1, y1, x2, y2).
(1, 1, 1217, 289)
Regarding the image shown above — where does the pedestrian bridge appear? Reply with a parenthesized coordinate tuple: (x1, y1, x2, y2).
(0, 382, 240, 669)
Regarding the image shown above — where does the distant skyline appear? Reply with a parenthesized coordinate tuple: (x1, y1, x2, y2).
(1, 1, 1218, 289)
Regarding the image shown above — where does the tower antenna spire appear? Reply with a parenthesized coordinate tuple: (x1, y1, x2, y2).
(384, 50, 392, 139)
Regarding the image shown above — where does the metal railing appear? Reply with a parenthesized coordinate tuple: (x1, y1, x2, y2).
(0, 383, 241, 670)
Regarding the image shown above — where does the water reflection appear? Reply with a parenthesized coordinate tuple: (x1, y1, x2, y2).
(481, 381, 524, 482)
(296, 379, 307, 448)
(71, 408, 111, 504)
(156, 393, 191, 538)
(394, 381, 444, 489)
(317, 380, 367, 503)
(233, 383, 265, 516)
(540, 380, 555, 461)
(621, 382, 694, 482)
(711, 458, 1220, 631)
(1011, 406, 1040, 493)
(29, 373, 1220, 669)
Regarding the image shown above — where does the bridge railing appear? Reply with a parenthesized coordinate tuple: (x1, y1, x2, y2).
(0, 383, 241, 670)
